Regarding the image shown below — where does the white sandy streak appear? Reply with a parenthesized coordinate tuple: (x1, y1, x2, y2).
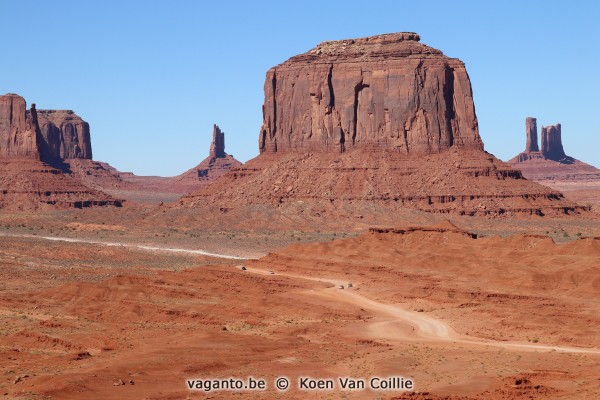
(0, 232, 247, 260)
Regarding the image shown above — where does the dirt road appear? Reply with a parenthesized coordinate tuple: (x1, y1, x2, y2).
(244, 267, 600, 355)
(2, 231, 597, 355)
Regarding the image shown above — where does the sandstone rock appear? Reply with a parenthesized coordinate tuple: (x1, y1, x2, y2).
(179, 148, 587, 220)
(36, 109, 92, 162)
(0, 94, 41, 159)
(209, 124, 225, 158)
(0, 158, 123, 210)
(259, 32, 483, 155)
(172, 124, 241, 190)
(508, 118, 600, 186)
(177, 33, 586, 221)
(541, 123, 566, 161)
(525, 117, 539, 152)
(0, 93, 122, 210)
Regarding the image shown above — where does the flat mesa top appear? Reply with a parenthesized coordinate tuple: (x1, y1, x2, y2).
(283, 32, 447, 65)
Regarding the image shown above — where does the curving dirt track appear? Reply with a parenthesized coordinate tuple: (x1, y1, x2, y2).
(2, 223, 600, 399)
(247, 267, 600, 355)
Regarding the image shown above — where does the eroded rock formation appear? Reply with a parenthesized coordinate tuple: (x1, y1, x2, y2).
(171, 124, 241, 191)
(259, 32, 483, 155)
(209, 124, 225, 158)
(525, 117, 539, 152)
(37, 109, 92, 162)
(541, 124, 566, 161)
(511, 118, 570, 163)
(0, 94, 41, 159)
(178, 33, 585, 220)
(0, 93, 121, 209)
(509, 118, 600, 188)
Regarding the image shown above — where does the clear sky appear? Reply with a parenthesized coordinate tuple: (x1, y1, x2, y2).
(1, 1, 598, 175)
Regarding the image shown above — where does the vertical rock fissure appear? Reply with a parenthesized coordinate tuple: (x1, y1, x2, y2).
(444, 67, 456, 147)
(327, 64, 335, 109)
(352, 74, 369, 146)
(8, 100, 13, 127)
(272, 69, 278, 139)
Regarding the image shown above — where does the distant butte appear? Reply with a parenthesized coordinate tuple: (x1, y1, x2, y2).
(0, 93, 122, 210)
(177, 32, 586, 220)
(508, 117, 600, 181)
(87, 124, 243, 204)
(172, 124, 241, 188)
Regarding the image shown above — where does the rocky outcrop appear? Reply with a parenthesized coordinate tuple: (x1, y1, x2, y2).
(0, 93, 121, 209)
(525, 117, 539, 152)
(176, 33, 587, 222)
(172, 124, 241, 191)
(511, 118, 570, 164)
(36, 110, 92, 162)
(508, 118, 600, 190)
(0, 94, 41, 159)
(259, 32, 483, 155)
(59, 125, 243, 204)
(1, 94, 93, 163)
(541, 124, 566, 161)
(0, 158, 122, 210)
(209, 124, 225, 158)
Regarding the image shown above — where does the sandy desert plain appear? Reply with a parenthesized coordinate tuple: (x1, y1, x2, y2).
(1, 31, 600, 400)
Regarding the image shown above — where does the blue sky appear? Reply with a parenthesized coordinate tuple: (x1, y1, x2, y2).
(1, 1, 598, 175)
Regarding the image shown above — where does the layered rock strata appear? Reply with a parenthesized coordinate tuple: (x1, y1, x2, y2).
(0, 93, 121, 209)
(259, 32, 483, 155)
(178, 33, 584, 220)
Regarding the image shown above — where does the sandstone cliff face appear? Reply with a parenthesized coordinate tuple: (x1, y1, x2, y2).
(259, 32, 483, 155)
(0, 94, 41, 159)
(0, 93, 121, 209)
(525, 117, 539, 152)
(178, 33, 586, 220)
(1, 94, 93, 162)
(36, 110, 92, 162)
(541, 124, 566, 161)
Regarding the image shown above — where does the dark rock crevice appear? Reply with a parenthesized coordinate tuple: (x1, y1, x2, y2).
(352, 75, 369, 146)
